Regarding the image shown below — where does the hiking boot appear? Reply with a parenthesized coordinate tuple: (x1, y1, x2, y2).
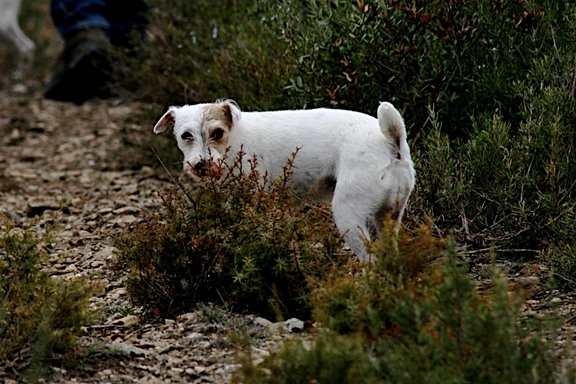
(45, 29, 112, 105)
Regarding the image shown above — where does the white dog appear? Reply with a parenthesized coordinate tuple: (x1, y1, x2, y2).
(0, 0, 35, 58)
(154, 100, 415, 261)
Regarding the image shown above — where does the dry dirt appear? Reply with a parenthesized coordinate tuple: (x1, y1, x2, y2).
(1, 69, 576, 383)
(0, 82, 302, 383)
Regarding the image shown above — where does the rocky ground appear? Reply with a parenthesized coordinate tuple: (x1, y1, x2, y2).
(2, 77, 576, 383)
(0, 86, 305, 383)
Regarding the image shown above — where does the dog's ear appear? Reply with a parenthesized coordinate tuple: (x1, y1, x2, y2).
(153, 107, 177, 134)
(221, 100, 241, 128)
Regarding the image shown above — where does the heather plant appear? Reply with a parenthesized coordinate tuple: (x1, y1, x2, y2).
(0, 219, 97, 380)
(263, 0, 570, 135)
(414, 44, 576, 258)
(235, 229, 565, 384)
(114, 152, 346, 319)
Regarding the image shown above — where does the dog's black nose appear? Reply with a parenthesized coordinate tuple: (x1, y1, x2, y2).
(195, 159, 207, 176)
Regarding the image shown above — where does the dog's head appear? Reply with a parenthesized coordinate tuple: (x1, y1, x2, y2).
(153, 100, 241, 180)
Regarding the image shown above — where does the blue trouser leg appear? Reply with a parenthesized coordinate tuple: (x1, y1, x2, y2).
(50, 0, 109, 40)
(50, 0, 148, 46)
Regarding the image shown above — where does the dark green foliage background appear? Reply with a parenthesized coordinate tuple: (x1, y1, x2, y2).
(124, 0, 576, 281)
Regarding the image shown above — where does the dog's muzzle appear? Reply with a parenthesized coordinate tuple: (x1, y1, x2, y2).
(185, 158, 223, 179)
(194, 159, 208, 177)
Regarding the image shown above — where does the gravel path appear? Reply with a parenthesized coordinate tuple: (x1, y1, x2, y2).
(0, 91, 294, 383)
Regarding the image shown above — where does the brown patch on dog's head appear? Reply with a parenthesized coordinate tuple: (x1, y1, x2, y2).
(204, 103, 232, 128)
(215, 99, 241, 128)
(222, 103, 234, 127)
(201, 101, 239, 156)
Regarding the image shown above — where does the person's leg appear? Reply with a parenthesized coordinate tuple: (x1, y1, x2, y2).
(46, 0, 148, 104)
(50, 0, 109, 40)
(50, 0, 148, 45)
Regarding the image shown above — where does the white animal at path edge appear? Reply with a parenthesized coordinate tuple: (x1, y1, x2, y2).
(154, 99, 415, 261)
(0, 0, 35, 58)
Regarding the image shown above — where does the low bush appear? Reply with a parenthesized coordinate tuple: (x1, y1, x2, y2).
(235, 228, 566, 384)
(415, 48, 576, 255)
(115, 0, 292, 110)
(113, 152, 346, 320)
(0, 219, 97, 380)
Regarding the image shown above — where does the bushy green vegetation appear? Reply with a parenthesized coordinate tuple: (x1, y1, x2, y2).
(114, 153, 346, 319)
(235, 229, 564, 383)
(117, 0, 291, 110)
(113, 0, 576, 381)
(264, 0, 572, 131)
(127, 0, 576, 277)
(0, 219, 97, 380)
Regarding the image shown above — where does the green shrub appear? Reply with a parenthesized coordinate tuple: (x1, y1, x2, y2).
(235, 333, 378, 384)
(264, 0, 571, 135)
(115, 0, 292, 110)
(114, 153, 346, 320)
(415, 44, 576, 253)
(236, 228, 564, 383)
(0, 219, 97, 380)
(543, 241, 576, 289)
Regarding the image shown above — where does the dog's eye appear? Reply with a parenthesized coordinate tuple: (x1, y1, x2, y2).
(181, 132, 194, 141)
(211, 129, 224, 141)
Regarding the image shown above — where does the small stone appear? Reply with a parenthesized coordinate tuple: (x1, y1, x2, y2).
(546, 297, 562, 308)
(108, 105, 133, 119)
(140, 166, 155, 177)
(95, 245, 116, 261)
(254, 317, 275, 330)
(90, 260, 105, 268)
(109, 287, 127, 298)
(113, 315, 140, 327)
(111, 215, 139, 226)
(27, 197, 61, 216)
(12, 83, 28, 94)
(165, 319, 176, 326)
(79, 172, 93, 185)
(113, 206, 140, 215)
(283, 318, 305, 333)
(177, 312, 197, 323)
(52, 264, 79, 275)
(196, 340, 211, 349)
(194, 365, 207, 374)
(108, 342, 150, 357)
(186, 332, 205, 341)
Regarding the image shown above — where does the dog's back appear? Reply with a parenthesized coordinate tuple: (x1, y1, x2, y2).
(230, 107, 382, 177)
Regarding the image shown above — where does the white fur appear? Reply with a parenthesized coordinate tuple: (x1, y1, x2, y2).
(0, 0, 35, 58)
(154, 100, 415, 261)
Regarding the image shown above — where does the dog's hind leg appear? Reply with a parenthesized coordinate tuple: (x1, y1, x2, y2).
(331, 188, 373, 261)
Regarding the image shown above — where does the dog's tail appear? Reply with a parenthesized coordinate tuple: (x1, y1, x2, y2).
(377, 102, 411, 162)
(377, 102, 415, 225)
